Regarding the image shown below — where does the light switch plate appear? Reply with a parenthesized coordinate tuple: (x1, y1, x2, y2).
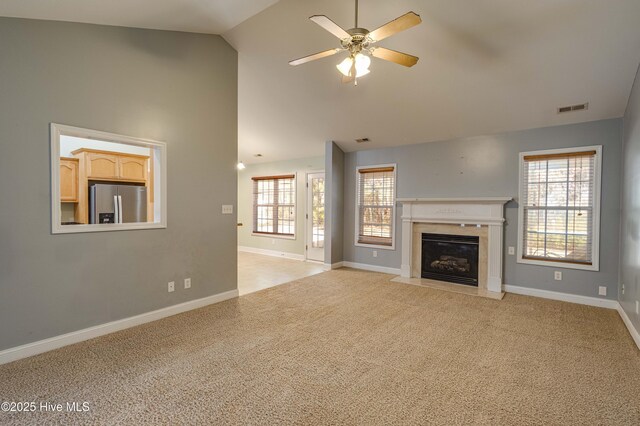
(508, 246, 515, 255)
(184, 278, 191, 289)
(222, 205, 233, 214)
(598, 286, 606, 296)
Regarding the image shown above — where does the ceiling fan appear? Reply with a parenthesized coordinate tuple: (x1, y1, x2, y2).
(289, 0, 422, 85)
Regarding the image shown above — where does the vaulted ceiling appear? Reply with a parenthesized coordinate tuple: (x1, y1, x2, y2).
(0, 0, 278, 34)
(224, 0, 640, 163)
(2, 1, 640, 164)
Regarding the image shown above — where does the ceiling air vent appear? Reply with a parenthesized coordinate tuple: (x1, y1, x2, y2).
(355, 137, 370, 143)
(557, 102, 589, 114)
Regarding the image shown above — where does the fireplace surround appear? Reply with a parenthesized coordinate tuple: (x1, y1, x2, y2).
(398, 198, 511, 294)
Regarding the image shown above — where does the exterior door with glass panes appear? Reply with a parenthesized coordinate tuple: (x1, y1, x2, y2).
(306, 173, 325, 262)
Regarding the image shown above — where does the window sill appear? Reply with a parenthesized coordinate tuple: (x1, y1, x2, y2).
(53, 222, 166, 234)
(516, 257, 599, 271)
(354, 241, 395, 251)
(252, 232, 296, 240)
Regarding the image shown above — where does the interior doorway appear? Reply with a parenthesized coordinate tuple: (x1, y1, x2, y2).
(306, 172, 325, 262)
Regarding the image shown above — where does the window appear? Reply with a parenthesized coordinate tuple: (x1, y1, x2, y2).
(355, 165, 396, 249)
(252, 175, 296, 237)
(518, 146, 601, 271)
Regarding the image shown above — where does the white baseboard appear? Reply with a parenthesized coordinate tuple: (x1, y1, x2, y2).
(323, 261, 344, 271)
(238, 246, 305, 261)
(617, 303, 640, 350)
(342, 261, 402, 275)
(504, 285, 619, 309)
(0, 289, 239, 366)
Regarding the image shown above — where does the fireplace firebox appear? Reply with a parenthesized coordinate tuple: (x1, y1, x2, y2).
(421, 233, 479, 286)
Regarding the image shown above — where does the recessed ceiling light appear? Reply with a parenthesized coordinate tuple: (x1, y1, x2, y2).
(236, 162, 246, 170)
(254, 154, 263, 157)
(355, 137, 370, 143)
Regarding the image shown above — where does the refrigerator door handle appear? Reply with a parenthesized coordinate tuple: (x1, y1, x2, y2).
(114, 195, 119, 224)
(118, 195, 123, 224)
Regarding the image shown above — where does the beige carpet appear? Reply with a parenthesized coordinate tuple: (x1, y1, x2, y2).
(1, 269, 639, 425)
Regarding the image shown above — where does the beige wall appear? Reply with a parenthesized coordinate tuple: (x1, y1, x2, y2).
(238, 156, 324, 256)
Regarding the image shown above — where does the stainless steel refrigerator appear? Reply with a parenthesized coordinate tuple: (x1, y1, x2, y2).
(89, 184, 147, 224)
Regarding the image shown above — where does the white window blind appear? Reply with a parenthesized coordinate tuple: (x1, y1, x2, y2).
(521, 150, 596, 265)
(253, 175, 295, 236)
(357, 166, 395, 246)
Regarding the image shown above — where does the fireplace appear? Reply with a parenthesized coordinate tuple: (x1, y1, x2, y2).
(421, 233, 479, 286)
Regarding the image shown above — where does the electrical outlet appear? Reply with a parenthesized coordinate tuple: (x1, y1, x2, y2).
(184, 278, 191, 289)
(598, 286, 606, 296)
(508, 246, 515, 255)
(554, 271, 562, 281)
(373, 250, 378, 258)
(221, 205, 233, 214)
(621, 283, 625, 295)
(168, 281, 175, 293)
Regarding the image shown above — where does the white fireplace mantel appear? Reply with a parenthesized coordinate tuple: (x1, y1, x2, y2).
(399, 197, 512, 293)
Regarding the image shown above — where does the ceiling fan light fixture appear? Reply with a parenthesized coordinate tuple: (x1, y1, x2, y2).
(336, 53, 371, 78)
(289, 0, 421, 83)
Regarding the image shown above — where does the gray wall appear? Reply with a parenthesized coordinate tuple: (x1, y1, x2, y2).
(325, 142, 345, 265)
(237, 156, 324, 256)
(0, 18, 238, 351)
(620, 64, 640, 334)
(343, 119, 622, 299)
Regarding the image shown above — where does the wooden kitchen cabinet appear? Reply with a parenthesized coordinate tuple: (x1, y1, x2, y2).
(118, 156, 148, 181)
(85, 151, 119, 179)
(59, 158, 79, 203)
(72, 148, 149, 182)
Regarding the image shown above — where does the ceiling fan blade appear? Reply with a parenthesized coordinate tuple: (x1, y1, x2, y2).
(289, 48, 341, 66)
(371, 47, 419, 67)
(367, 12, 422, 43)
(310, 15, 351, 40)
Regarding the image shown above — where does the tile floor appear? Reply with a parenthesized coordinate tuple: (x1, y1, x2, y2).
(237, 251, 325, 295)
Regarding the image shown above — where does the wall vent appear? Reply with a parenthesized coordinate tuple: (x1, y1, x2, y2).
(355, 137, 370, 143)
(557, 102, 589, 114)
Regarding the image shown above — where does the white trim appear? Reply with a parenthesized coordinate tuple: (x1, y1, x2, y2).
(342, 261, 402, 275)
(238, 246, 305, 261)
(0, 289, 238, 365)
(323, 261, 344, 271)
(354, 163, 397, 251)
(617, 304, 640, 350)
(251, 232, 296, 240)
(305, 171, 326, 262)
(516, 145, 602, 271)
(50, 123, 168, 234)
(504, 285, 618, 309)
(397, 197, 513, 204)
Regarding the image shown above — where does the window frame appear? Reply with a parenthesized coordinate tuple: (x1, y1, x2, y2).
(354, 163, 397, 251)
(516, 145, 602, 271)
(251, 173, 297, 240)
